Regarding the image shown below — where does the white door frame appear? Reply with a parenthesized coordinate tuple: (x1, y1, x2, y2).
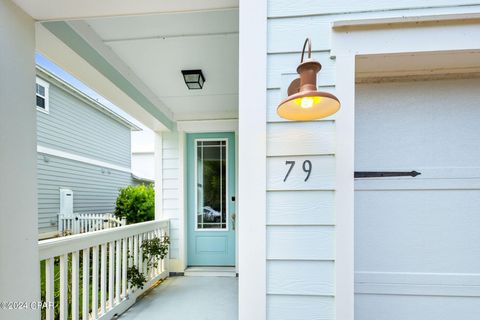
(332, 13, 480, 320)
(177, 120, 239, 272)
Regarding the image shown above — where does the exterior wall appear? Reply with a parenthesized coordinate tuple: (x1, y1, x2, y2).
(132, 152, 154, 180)
(36, 74, 136, 234)
(161, 132, 182, 267)
(37, 76, 132, 167)
(37, 154, 134, 233)
(265, 1, 480, 319)
(0, 1, 40, 318)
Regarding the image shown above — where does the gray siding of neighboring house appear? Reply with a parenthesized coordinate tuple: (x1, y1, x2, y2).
(36, 74, 136, 234)
(37, 154, 133, 233)
(37, 78, 131, 167)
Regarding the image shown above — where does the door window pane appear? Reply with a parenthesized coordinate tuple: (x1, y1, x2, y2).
(196, 140, 227, 229)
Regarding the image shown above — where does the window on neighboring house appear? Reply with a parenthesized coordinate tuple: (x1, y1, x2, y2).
(36, 77, 49, 113)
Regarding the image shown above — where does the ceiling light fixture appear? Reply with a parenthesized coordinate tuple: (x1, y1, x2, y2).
(181, 69, 205, 90)
(277, 38, 340, 120)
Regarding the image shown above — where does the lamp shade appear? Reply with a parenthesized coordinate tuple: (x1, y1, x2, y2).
(277, 39, 340, 121)
(277, 91, 340, 121)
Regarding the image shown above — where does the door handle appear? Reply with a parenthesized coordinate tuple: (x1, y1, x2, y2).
(231, 213, 236, 231)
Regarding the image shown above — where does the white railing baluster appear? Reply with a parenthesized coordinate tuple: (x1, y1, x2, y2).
(92, 246, 99, 319)
(138, 233, 143, 276)
(45, 258, 54, 320)
(59, 254, 68, 320)
(108, 241, 114, 311)
(115, 240, 121, 305)
(39, 220, 170, 319)
(122, 237, 127, 299)
(128, 236, 133, 295)
(82, 248, 90, 320)
(72, 250, 79, 320)
(100, 244, 107, 315)
(133, 235, 139, 269)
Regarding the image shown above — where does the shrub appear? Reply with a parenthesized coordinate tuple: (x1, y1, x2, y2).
(115, 184, 154, 224)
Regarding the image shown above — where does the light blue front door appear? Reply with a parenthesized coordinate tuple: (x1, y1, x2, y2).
(187, 132, 236, 266)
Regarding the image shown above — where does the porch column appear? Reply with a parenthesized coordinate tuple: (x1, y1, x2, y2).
(0, 1, 40, 319)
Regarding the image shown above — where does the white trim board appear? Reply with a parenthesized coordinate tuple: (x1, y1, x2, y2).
(37, 145, 131, 173)
(238, 0, 267, 318)
(177, 119, 238, 133)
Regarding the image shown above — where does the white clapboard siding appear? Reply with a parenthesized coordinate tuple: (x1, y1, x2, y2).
(267, 51, 335, 88)
(163, 189, 178, 200)
(267, 260, 335, 295)
(267, 226, 335, 260)
(163, 168, 179, 179)
(267, 0, 480, 18)
(268, 16, 332, 53)
(162, 148, 179, 159)
(267, 121, 335, 156)
(267, 155, 335, 191)
(267, 295, 335, 320)
(267, 87, 336, 122)
(267, 190, 335, 225)
(163, 159, 179, 170)
(163, 199, 179, 210)
(161, 131, 181, 264)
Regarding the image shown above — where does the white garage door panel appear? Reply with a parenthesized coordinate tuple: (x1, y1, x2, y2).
(356, 189, 480, 272)
(355, 78, 480, 319)
(356, 294, 480, 320)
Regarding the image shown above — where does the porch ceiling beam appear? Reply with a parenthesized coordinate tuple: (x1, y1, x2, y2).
(42, 20, 175, 131)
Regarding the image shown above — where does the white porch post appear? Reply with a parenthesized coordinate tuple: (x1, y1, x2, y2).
(154, 131, 163, 220)
(238, 0, 267, 319)
(0, 1, 40, 319)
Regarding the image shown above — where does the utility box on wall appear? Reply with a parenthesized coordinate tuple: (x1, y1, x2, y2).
(59, 188, 73, 216)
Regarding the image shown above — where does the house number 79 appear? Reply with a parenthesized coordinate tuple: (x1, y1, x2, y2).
(283, 160, 312, 182)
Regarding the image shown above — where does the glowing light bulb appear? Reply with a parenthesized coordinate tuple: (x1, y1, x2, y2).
(300, 97, 314, 109)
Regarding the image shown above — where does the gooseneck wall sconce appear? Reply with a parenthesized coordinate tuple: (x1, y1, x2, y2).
(277, 38, 340, 120)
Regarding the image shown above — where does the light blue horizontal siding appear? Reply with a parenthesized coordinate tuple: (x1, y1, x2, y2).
(37, 154, 134, 234)
(264, 1, 480, 317)
(37, 79, 132, 167)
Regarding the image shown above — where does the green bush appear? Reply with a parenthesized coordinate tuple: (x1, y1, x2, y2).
(115, 184, 154, 224)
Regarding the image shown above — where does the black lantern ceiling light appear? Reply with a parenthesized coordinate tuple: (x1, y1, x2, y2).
(277, 38, 340, 120)
(181, 70, 205, 90)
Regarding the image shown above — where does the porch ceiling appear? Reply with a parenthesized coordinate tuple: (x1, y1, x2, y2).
(35, 7, 239, 130)
(85, 10, 239, 121)
(12, 0, 238, 20)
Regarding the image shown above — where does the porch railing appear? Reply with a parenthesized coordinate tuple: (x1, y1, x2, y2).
(39, 219, 169, 320)
(59, 213, 126, 235)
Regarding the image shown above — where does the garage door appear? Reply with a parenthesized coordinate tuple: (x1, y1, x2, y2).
(355, 78, 480, 320)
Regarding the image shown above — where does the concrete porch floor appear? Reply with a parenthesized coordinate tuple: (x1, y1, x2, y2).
(119, 276, 238, 320)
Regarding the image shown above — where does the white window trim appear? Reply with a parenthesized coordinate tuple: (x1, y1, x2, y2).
(36, 77, 50, 113)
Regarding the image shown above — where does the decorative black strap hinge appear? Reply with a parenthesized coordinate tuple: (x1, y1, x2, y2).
(354, 171, 421, 178)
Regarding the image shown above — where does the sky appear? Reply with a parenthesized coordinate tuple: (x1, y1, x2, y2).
(36, 53, 155, 152)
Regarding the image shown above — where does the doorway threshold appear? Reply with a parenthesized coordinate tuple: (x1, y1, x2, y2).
(184, 267, 236, 277)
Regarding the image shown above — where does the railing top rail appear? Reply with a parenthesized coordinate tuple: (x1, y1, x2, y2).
(39, 219, 169, 260)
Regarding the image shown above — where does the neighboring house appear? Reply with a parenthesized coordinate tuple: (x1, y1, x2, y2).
(35, 66, 144, 239)
(131, 130, 155, 181)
